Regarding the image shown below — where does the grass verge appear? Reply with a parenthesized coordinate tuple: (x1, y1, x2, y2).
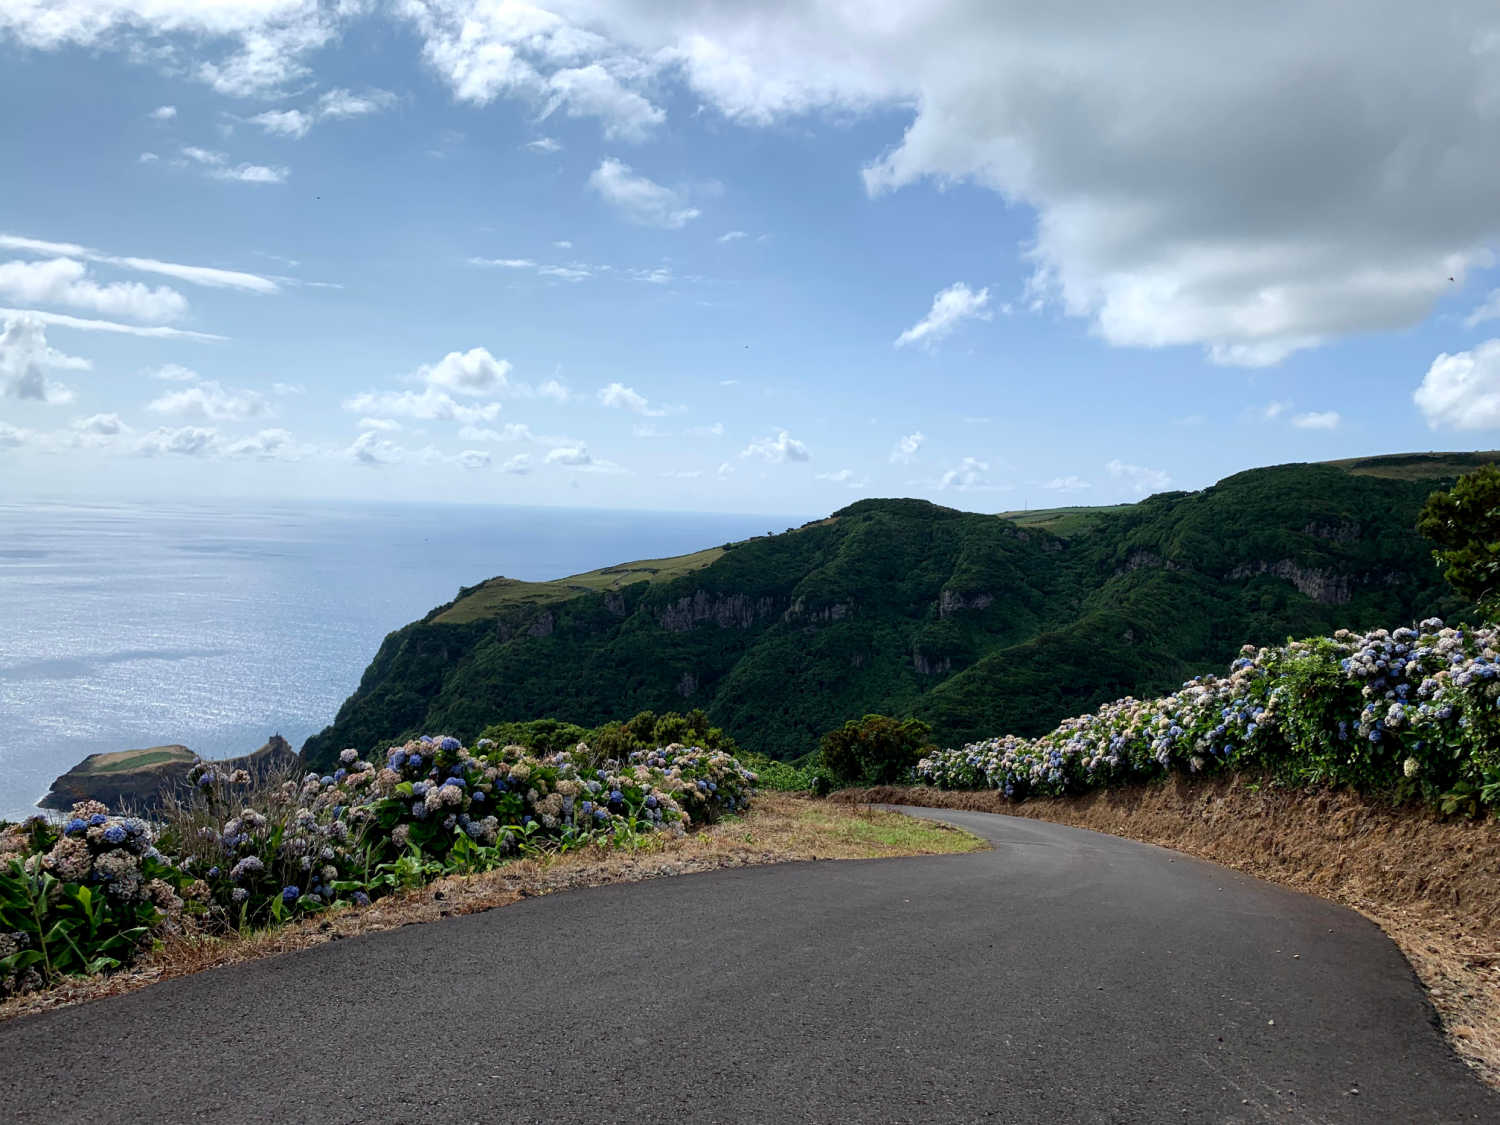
(834, 778, 1500, 1089)
(0, 794, 981, 1023)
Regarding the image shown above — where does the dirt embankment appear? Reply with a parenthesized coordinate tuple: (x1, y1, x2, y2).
(833, 776, 1500, 1086)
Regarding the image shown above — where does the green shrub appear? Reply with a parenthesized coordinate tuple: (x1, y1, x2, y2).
(819, 715, 936, 787)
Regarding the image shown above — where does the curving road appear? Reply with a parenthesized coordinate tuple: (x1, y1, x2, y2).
(3, 807, 1496, 1123)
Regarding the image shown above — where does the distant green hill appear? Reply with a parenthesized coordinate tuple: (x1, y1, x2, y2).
(303, 455, 1489, 770)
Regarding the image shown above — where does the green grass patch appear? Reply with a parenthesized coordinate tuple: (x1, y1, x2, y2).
(75, 747, 194, 775)
(799, 805, 985, 855)
(434, 546, 727, 623)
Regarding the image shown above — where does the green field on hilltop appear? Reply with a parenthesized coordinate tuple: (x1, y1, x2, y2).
(75, 746, 195, 775)
(433, 546, 728, 624)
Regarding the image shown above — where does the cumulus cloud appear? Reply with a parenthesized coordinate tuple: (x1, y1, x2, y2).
(1415, 340, 1500, 430)
(250, 88, 396, 139)
(1106, 458, 1172, 495)
(343, 386, 502, 425)
(1291, 411, 1341, 430)
(717, 230, 748, 243)
(741, 430, 809, 463)
(544, 443, 624, 472)
(544, 64, 664, 141)
(936, 456, 991, 491)
(895, 283, 990, 348)
(501, 452, 531, 474)
(816, 468, 866, 488)
(358, 416, 402, 432)
(178, 146, 287, 184)
(419, 346, 515, 397)
(457, 422, 538, 443)
(0, 257, 188, 322)
(149, 105, 176, 121)
(597, 381, 666, 415)
(455, 449, 491, 470)
(147, 380, 268, 422)
(249, 109, 311, 138)
(1044, 475, 1091, 491)
(0, 316, 85, 404)
(151, 364, 199, 382)
(588, 159, 699, 228)
(348, 430, 402, 466)
(0, 420, 29, 448)
(73, 412, 125, 436)
(527, 137, 562, 153)
(890, 430, 925, 463)
(1262, 401, 1290, 421)
(136, 425, 218, 457)
(224, 428, 299, 460)
(469, 257, 536, 269)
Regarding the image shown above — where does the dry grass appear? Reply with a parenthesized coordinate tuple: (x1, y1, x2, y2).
(0, 795, 981, 1023)
(836, 779, 1500, 1088)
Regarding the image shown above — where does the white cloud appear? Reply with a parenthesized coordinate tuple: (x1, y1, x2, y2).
(0, 257, 188, 322)
(469, 257, 536, 269)
(1415, 340, 1500, 430)
(717, 231, 748, 243)
(358, 417, 401, 432)
(455, 449, 491, 470)
(0, 307, 222, 340)
(501, 453, 531, 474)
(0, 234, 279, 294)
(552, 240, 572, 249)
(890, 430, 925, 463)
(0, 420, 30, 448)
(537, 378, 569, 402)
(343, 387, 502, 425)
(1105, 458, 1172, 495)
(1044, 475, 1091, 491)
(538, 264, 592, 281)
(1466, 291, 1500, 328)
(74, 412, 125, 436)
(457, 422, 538, 443)
(224, 428, 299, 460)
(716, 461, 733, 479)
(136, 425, 218, 458)
(148, 380, 268, 422)
(1262, 401, 1291, 421)
(151, 364, 199, 382)
(597, 381, 666, 415)
(419, 346, 515, 397)
(139, 152, 159, 163)
(741, 430, 809, 463)
(271, 381, 304, 396)
(632, 422, 667, 438)
(544, 63, 664, 142)
(545, 443, 625, 472)
(628, 267, 672, 284)
(527, 138, 562, 153)
(661, 468, 703, 479)
(0, 316, 84, 404)
(249, 109, 311, 139)
(317, 88, 396, 120)
(149, 105, 176, 121)
(936, 456, 991, 491)
(588, 159, 700, 229)
(348, 430, 402, 466)
(178, 146, 288, 185)
(1291, 411, 1341, 430)
(687, 422, 724, 436)
(817, 468, 866, 488)
(895, 283, 991, 348)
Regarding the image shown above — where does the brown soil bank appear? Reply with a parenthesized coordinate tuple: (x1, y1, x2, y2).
(834, 776, 1500, 1087)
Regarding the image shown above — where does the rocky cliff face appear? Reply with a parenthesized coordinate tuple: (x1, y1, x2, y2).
(40, 735, 297, 815)
(659, 591, 781, 632)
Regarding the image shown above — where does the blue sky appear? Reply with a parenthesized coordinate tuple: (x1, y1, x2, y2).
(4, 2, 1500, 514)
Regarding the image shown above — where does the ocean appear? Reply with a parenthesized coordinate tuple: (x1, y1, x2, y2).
(0, 499, 803, 822)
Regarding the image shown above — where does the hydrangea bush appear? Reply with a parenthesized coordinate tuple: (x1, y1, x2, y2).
(0, 736, 757, 997)
(916, 618, 1500, 813)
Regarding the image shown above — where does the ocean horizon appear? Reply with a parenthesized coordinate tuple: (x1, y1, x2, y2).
(0, 498, 807, 821)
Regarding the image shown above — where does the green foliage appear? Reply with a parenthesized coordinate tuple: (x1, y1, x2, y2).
(304, 460, 1471, 772)
(1418, 464, 1500, 616)
(473, 717, 592, 757)
(820, 715, 935, 786)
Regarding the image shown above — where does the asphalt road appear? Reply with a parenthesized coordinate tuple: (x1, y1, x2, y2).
(3, 806, 1496, 1124)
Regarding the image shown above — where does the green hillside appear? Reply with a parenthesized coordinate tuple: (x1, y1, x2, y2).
(303, 456, 1479, 770)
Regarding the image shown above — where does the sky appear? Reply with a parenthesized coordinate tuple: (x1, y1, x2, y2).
(3, 1, 1500, 514)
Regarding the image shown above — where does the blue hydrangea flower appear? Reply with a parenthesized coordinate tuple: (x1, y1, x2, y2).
(352, 891, 371, 907)
(609, 789, 624, 803)
(88, 813, 108, 827)
(102, 824, 127, 845)
(282, 886, 300, 904)
(64, 818, 87, 836)
(440, 736, 461, 751)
